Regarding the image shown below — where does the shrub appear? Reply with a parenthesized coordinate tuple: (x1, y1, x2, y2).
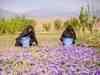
(42, 22, 51, 32)
(54, 19, 62, 31)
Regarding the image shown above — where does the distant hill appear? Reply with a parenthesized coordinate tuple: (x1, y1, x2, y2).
(23, 9, 79, 18)
(0, 8, 17, 18)
(1, 8, 100, 19)
(22, 7, 100, 18)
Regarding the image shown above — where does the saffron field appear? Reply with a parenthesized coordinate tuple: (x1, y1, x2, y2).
(0, 33, 99, 75)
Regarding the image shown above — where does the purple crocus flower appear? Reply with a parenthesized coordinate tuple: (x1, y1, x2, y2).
(95, 70, 100, 75)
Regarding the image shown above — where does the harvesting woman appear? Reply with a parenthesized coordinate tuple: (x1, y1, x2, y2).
(15, 25, 38, 48)
(60, 25, 76, 46)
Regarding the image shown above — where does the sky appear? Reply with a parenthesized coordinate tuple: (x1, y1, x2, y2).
(0, 0, 100, 15)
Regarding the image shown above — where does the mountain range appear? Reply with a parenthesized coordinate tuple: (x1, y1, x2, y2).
(0, 8, 18, 18)
(0, 8, 100, 19)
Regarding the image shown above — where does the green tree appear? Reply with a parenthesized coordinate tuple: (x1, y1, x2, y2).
(54, 19, 62, 31)
(87, 16, 96, 32)
(70, 18, 81, 30)
(63, 20, 70, 28)
(79, 6, 96, 33)
(0, 18, 7, 34)
(63, 18, 80, 30)
(79, 7, 88, 32)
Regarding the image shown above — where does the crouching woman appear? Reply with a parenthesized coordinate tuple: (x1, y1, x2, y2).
(60, 25, 76, 46)
(15, 25, 38, 48)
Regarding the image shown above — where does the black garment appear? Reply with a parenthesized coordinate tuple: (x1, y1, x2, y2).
(15, 31, 38, 47)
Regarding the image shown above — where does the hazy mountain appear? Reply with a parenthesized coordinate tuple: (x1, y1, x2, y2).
(0, 8, 79, 19)
(0, 8, 100, 19)
(0, 8, 17, 18)
(23, 9, 79, 18)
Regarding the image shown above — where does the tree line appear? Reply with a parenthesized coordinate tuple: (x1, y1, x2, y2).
(0, 7, 98, 34)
